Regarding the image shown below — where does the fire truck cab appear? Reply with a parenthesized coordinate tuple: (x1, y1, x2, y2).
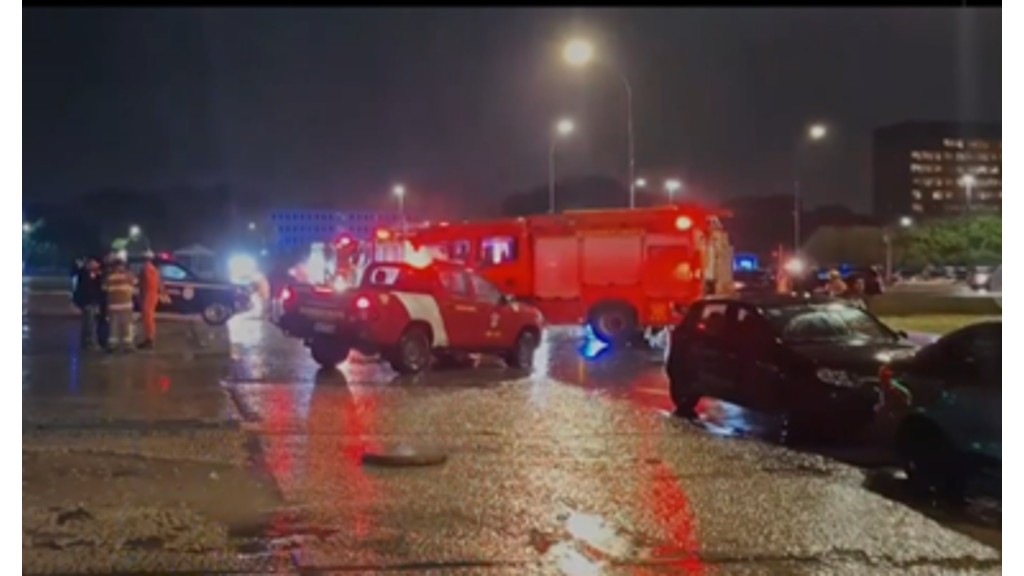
(371, 206, 733, 344)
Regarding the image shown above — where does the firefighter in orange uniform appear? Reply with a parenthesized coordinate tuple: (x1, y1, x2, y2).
(138, 254, 166, 349)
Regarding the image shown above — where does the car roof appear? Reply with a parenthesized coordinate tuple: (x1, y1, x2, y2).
(700, 292, 846, 308)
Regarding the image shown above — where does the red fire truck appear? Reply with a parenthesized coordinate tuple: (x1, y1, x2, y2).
(369, 205, 733, 344)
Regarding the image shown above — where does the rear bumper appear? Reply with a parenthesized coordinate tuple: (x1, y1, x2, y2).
(274, 310, 373, 344)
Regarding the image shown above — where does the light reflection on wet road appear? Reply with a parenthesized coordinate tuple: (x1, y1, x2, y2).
(22, 306, 1000, 574)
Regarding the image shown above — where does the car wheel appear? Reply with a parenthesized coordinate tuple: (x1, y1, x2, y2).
(899, 422, 968, 504)
(588, 302, 638, 345)
(311, 337, 350, 369)
(202, 302, 232, 326)
(505, 329, 539, 369)
(667, 360, 699, 418)
(390, 326, 432, 375)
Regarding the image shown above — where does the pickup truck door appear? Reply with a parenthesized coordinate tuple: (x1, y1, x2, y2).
(468, 273, 516, 348)
(436, 269, 482, 349)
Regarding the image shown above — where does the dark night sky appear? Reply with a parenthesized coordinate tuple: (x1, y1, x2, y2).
(24, 8, 1001, 215)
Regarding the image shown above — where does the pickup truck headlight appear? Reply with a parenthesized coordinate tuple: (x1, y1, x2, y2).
(816, 368, 858, 388)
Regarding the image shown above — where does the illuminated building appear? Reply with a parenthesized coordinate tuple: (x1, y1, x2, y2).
(269, 209, 399, 251)
(872, 122, 1001, 221)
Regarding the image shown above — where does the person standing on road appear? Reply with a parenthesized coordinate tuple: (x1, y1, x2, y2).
(864, 266, 884, 296)
(102, 256, 136, 353)
(73, 258, 103, 350)
(823, 269, 847, 297)
(138, 255, 165, 349)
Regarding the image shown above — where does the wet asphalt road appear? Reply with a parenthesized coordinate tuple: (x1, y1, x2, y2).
(22, 300, 1000, 574)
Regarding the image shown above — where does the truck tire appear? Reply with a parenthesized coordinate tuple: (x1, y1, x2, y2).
(505, 329, 539, 369)
(389, 326, 432, 375)
(587, 302, 639, 345)
(311, 337, 350, 369)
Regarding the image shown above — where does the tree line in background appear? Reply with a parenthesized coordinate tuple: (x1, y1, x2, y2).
(22, 185, 243, 270)
(803, 214, 1001, 268)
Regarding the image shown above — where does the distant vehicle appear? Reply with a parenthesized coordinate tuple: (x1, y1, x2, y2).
(274, 257, 545, 374)
(966, 266, 994, 291)
(666, 294, 917, 437)
(732, 269, 772, 294)
(882, 321, 1001, 500)
(127, 256, 252, 325)
(370, 205, 734, 345)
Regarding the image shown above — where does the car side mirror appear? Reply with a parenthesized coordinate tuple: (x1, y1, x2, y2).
(897, 330, 909, 340)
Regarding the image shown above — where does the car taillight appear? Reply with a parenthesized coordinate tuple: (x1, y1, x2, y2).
(281, 286, 293, 302)
(878, 364, 893, 390)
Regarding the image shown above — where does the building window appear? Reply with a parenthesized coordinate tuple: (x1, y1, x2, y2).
(943, 138, 964, 149)
(911, 190, 922, 200)
(932, 191, 943, 200)
(912, 203, 924, 213)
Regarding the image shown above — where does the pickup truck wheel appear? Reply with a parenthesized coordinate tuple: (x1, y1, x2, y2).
(505, 330, 538, 369)
(390, 327, 431, 375)
(202, 302, 232, 326)
(311, 337, 350, 369)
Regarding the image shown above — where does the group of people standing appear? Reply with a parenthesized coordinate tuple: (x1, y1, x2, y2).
(820, 267, 884, 305)
(72, 254, 167, 353)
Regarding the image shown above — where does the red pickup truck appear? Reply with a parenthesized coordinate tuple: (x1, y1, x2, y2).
(274, 261, 545, 374)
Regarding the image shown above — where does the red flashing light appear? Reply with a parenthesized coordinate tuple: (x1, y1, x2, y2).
(375, 229, 392, 241)
(355, 296, 371, 310)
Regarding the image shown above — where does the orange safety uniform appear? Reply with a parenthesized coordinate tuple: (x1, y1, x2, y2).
(140, 261, 162, 342)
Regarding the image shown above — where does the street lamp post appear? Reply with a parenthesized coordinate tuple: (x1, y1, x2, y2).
(393, 184, 407, 234)
(883, 216, 913, 283)
(548, 118, 575, 214)
(563, 38, 637, 209)
(664, 179, 682, 205)
(793, 123, 828, 255)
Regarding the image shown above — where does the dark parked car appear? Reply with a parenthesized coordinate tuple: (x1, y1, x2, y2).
(666, 294, 917, 437)
(127, 256, 253, 325)
(732, 269, 773, 294)
(882, 321, 1001, 500)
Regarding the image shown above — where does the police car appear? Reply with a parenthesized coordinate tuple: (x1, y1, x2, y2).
(128, 256, 253, 325)
(276, 259, 545, 374)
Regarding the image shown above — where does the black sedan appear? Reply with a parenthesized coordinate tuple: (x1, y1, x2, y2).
(127, 257, 252, 325)
(666, 294, 917, 438)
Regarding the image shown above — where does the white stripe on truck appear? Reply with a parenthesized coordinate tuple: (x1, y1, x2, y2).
(392, 292, 449, 347)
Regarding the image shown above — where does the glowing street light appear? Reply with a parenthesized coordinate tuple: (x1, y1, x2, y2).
(899, 216, 913, 228)
(664, 179, 683, 204)
(129, 225, 141, 238)
(556, 118, 575, 136)
(808, 123, 828, 141)
(248, 221, 256, 231)
(393, 184, 407, 232)
(562, 38, 595, 67)
(549, 117, 576, 214)
(635, 178, 647, 189)
(22, 222, 31, 233)
(561, 37, 637, 209)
